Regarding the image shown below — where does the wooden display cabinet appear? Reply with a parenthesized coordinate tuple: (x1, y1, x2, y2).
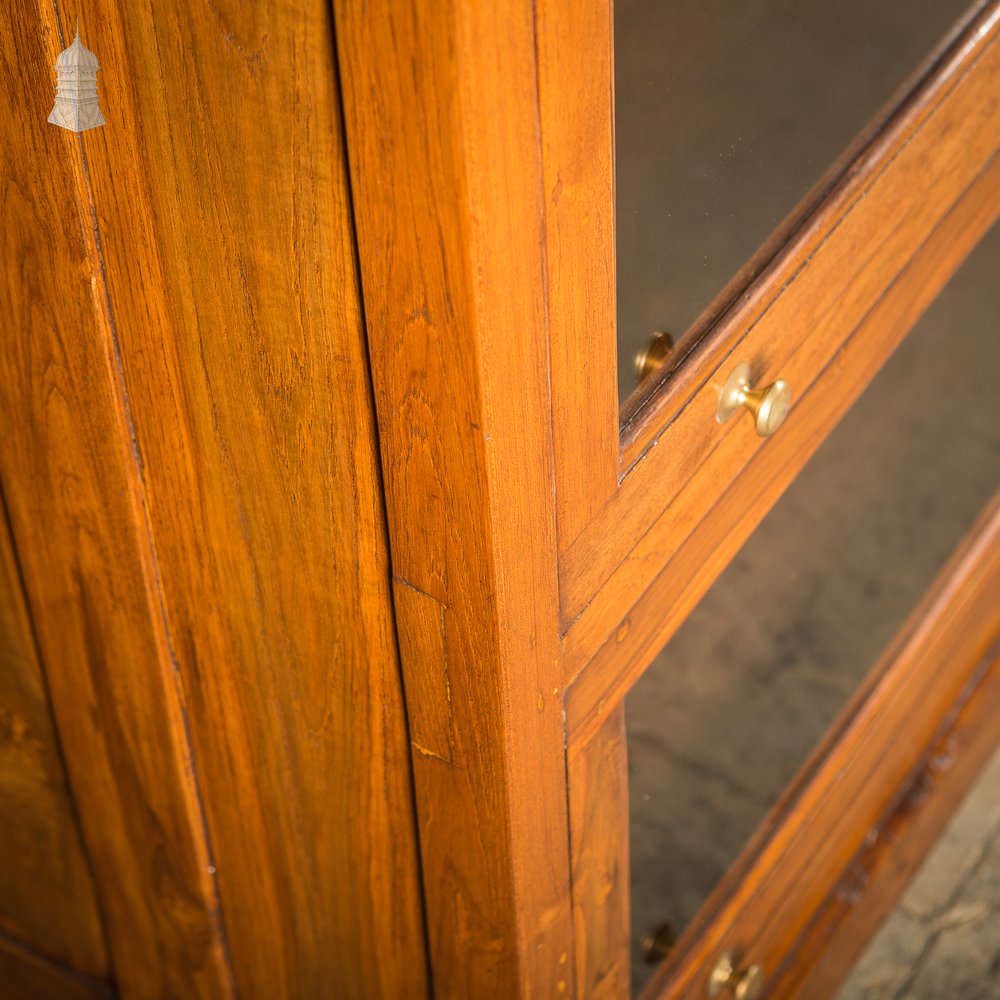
(2, 1, 999, 997)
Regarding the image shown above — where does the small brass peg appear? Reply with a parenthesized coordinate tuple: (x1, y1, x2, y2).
(717, 362, 791, 437)
(641, 921, 677, 964)
(635, 331, 675, 383)
(707, 951, 764, 1000)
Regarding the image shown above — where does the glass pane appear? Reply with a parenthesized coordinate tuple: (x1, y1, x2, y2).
(616, 0, 974, 412)
(626, 219, 1000, 995)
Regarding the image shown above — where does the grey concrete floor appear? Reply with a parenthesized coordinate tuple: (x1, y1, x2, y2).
(625, 215, 1000, 996)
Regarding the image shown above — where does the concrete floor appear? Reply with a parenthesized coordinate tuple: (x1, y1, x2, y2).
(625, 215, 1000, 995)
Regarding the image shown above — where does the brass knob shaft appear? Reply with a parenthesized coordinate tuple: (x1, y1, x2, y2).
(635, 331, 675, 383)
(641, 921, 677, 964)
(707, 951, 764, 1000)
(717, 362, 791, 437)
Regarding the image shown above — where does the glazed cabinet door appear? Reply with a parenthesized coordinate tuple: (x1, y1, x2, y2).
(556, 1, 1000, 996)
(622, 223, 1000, 995)
(333, 0, 1000, 997)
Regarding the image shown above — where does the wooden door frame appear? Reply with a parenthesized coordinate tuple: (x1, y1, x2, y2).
(333, 1, 1000, 996)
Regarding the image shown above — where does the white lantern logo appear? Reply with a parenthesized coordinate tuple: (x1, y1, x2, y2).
(48, 26, 105, 133)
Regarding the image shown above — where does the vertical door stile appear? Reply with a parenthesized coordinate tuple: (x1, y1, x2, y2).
(333, 1, 577, 995)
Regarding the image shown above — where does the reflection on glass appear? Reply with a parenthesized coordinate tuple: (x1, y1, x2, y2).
(626, 221, 1000, 995)
(616, 0, 972, 411)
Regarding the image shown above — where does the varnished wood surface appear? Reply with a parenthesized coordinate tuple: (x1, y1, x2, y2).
(0, 494, 107, 978)
(331, 1, 1000, 993)
(568, 707, 631, 999)
(774, 645, 1000, 999)
(7, 1, 995, 996)
(51, 1, 428, 996)
(642, 491, 1000, 999)
(558, 5, 1000, 644)
(1, 7, 232, 995)
(0, 933, 111, 1000)
(565, 104, 1000, 751)
(535, 0, 620, 551)
(334, 1, 575, 995)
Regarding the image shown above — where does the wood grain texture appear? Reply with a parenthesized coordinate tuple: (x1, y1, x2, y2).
(58, 1, 429, 996)
(773, 646, 1000, 999)
(535, 0, 620, 552)
(1, 7, 233, 996)
(643, 490, 1000, 999)
(568, 706, 631, 999)
(559, 5, 1000, 631)
(0, 934, 111, 1000)
(565, 141, 1000, 750)
(333, 1, 575, 995)
(0, 494, 107, 978)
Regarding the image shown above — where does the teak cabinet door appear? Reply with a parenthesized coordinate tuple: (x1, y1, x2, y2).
(335, 0, 1000, 997)
(1, 3, 426, 997)
(4, 0, 999, 996)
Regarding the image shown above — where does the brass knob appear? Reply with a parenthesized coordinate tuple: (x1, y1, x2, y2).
(641, 921, 677, 964)
(707, 951, 764, 1000)
(635, 331, 675, 383)
(716, 362, 791, 437)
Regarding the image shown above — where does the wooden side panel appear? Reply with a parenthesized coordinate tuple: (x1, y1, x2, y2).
(62, 2, 429, 997)
(535, 0, 620, 552)
(569, 706, 631, 999)
(0, 935, 111, 1000)
(334, 1, 575, 995)
(0, 6, 232, 997)
(0, 497, 107, 978)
